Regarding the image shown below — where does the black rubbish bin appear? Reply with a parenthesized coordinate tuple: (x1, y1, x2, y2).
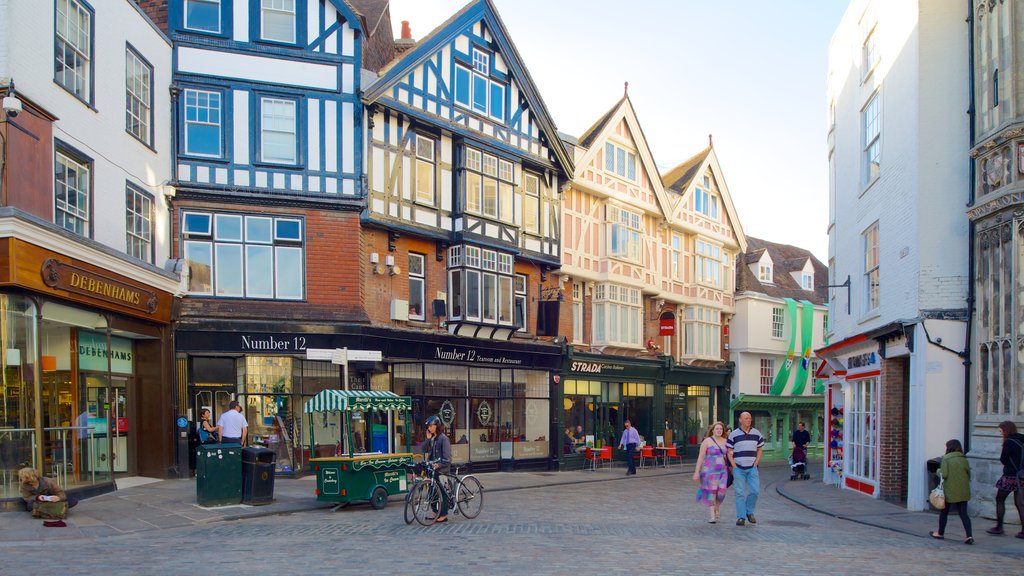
(196, 444, 242, 507)
(926, 457, 942, 509)
(242, 447, 276, 505)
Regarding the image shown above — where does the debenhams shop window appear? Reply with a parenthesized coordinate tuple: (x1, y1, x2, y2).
(392, 364, 550, 463)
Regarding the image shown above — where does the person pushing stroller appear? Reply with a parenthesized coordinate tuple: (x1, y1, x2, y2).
(790, 422, 811, 480)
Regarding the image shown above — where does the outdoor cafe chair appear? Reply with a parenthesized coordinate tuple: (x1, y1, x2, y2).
(662, 445, 682, 467)
(639, 445, 657, 469)
(599, 445, 612, 467)
(584, 447, 601, 471)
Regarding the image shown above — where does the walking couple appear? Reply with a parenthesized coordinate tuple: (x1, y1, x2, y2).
(692, 411, 764, 525)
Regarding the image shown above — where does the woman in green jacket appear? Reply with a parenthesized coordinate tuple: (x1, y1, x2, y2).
(930, 439, 973, 544)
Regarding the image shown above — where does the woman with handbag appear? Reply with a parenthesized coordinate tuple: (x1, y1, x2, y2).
(692, 421, 729, 523)
(930, 439, 973, 544)
(196, 408, 221, 444)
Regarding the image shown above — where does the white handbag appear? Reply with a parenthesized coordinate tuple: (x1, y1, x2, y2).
(928, 476, 946, 510)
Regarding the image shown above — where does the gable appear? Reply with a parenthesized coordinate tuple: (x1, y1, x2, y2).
(664, 149, 747, 252)
(364, 0, 571, 173)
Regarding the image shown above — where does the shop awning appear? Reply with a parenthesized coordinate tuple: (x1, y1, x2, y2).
(304, 390, 412, 413)
(730, 393, 824, 412)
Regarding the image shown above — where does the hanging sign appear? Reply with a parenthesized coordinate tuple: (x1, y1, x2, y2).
(659, 311, 676, 337)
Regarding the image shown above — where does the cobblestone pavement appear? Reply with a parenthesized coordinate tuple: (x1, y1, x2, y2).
(1, 466, 1021, 575)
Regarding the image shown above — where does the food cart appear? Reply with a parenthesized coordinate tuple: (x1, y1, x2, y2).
(305, 389, 413, 510)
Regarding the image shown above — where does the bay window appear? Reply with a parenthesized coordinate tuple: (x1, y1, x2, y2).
(464, 146, 514, 222)
(695, 239, 723, 287)
(608, 205, 641, 262)
(684, 305, 720, 359)
(447, 245, 515, 326)
(593, 283, 641, 347)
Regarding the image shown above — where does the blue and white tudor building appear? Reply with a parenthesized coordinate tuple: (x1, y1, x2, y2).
(357, 0, 575, 471)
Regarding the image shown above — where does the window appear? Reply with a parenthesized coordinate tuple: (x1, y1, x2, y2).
(453, 49, 505, 121)
(684, 305, 720, 359)
(593, 283, 642, 347)
(758, 263, 773, 283)
(261, 0, 296, 43)
(55, 0, 92, 100)
(514, 274, 527, 331)
(125, 184, 153, 263)
(447, 244, 515, 326)
(694, 187, 719, 219)
(771, 307, 784, 339)
(608, 206, 641, 262)
(184, 0, 220, 33)
(125, 47, 152, 145)
(759, 359, 775, 394)
(261, 97, 297, 163)
(670, 234, 683, 280)
(184, 89, 222, 157)
(801, 273, 814, 291)
(408, 253, 425, 321)
(862, 26, 878, 79)
(695, 240, 723, 287)
(415, 135, 435, 204)
(523, 172, 540, 234)
(848, 377, 878, 480)
(992, 69, 999, 108)
(603, 142, 636, 180)
(823, 312, 829, 336)
(182, 211, 304, 299)
(863, 222, 880, 312)
(863, 93, 880, 184)
(54, 147, 91, 236)
(572, 281, 583, 342)
(463, 147, 513, 222)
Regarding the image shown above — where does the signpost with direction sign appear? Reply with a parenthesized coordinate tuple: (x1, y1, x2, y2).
(306, 348, 383, 390)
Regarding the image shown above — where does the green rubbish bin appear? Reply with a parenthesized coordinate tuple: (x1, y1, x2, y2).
(196, 443, 242, 507)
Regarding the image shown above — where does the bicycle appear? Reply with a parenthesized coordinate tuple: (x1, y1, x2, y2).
(403, 461, 431, 525)
(409, 460, 484, 526)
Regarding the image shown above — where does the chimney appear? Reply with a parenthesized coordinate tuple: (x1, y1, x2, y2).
(401, 21, 412, 40)
(395, 20, 416, 54)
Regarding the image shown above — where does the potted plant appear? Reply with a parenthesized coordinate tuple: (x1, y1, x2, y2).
(686, 417, 703, 445)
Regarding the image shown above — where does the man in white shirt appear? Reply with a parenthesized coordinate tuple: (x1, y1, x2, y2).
(217, 400, 248, 446)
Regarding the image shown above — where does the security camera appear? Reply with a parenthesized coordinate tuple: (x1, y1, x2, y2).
(2, 95, 21, 118)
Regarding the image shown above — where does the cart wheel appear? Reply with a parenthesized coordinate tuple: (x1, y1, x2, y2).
(370, 487, 388, 510)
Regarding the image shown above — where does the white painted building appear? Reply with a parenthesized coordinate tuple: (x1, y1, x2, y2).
(821, 0, 969, 509)
(1, 0, 175, 268)
(730, 237, 828, 459)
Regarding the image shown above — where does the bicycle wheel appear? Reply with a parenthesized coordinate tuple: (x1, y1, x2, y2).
(412, 480, 442, 526)
(403, 489, 416, 525)
(456, 475, 484, 519)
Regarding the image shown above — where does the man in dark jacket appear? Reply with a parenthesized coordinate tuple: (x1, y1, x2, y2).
(424, 415, 452, 523)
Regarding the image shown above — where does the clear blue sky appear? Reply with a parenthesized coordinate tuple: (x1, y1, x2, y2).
(389, 0, 850, 261)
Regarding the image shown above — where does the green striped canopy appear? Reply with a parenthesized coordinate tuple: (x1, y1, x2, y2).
(304, 390, 411, 413)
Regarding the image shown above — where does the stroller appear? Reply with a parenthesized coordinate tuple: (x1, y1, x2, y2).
(789, 444, 810, 480)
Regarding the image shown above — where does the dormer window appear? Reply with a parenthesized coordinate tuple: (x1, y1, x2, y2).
(801, 273, 813, 290)
(759, 264, 773, 283)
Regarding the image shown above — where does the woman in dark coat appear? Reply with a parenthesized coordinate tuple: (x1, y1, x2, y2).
(987, 420, 1024, 537)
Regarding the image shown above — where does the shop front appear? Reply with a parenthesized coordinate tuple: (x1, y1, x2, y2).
(1, 235, 178, 503)
(558, 351, 665, 469)
(175, 327, 562, 476)
(664, 362, 733, 458)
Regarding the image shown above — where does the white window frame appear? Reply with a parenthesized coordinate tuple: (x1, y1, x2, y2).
(848, 377, 878, 481)
(415, 134, 436, 205)
(260, 97, 297, 164)
(125, 183, 153, 263)
(684, 305, 721, 359)
(695, 239, 723, 288)
(126, 47, 152, 145)
(771, 307, 784, 339)
(801, 273, 814, 291)
(670, 234, 683, 280)
(608, 205, 642, 262)
(453, 49, 506, 122)
(694, 187, 719, 219)
(261, 0, 296, 43)
(863, 221, 880, 312)
(861, 23, 879, 81)
(408, 253, 425, 321)
(759, 358, 775, 394)
(572, 281, 583, 342)
(862, 92, 881, 185)
(758, 263, 773, 284)
(55, 148, 90, 236)
(593, 283, 642, 347)
(464, 147, 514, 222)
(514, 274, 528, 332)
(523, 172, 540, 234)
(55, 0, 92, 101)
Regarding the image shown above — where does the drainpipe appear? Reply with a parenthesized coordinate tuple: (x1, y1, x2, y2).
(964, 0, 975, 453)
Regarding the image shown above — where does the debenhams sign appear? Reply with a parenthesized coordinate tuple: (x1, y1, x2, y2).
(41, 258, 158, 313)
